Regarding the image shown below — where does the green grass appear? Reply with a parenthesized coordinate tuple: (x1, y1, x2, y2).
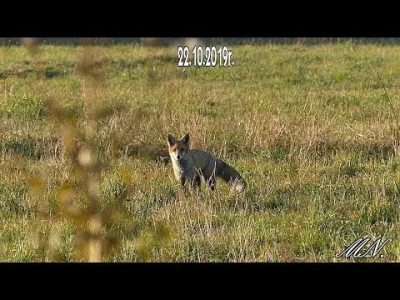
(1, 42, 400, 262)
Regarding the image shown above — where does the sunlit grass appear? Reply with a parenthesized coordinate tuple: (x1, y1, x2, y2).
(1, 42, 399, 261)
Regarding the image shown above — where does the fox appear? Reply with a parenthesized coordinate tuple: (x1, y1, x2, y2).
(167, 133, 246, 193)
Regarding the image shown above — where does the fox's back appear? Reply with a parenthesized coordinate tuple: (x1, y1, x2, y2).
(188, 149, 216, 172)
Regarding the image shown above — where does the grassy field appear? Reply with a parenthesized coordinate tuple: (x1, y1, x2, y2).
(1, 42, 400, 262)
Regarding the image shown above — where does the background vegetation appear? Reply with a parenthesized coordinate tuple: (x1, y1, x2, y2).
(1, 41, 399, 261)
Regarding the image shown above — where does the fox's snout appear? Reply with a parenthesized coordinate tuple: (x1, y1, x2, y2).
(169, 149, 185, 162)
(174, 151, 185, 161)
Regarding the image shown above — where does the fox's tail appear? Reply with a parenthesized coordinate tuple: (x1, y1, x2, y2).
(215, 159, 246, 193)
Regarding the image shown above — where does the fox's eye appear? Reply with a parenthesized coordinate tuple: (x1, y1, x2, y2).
(180, 148, 184, 152)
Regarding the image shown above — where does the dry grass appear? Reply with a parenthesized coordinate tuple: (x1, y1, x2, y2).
(1, 41, 400, 262)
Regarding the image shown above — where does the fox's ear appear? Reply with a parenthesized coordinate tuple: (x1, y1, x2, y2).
(167, 134, 176, 147)
(181, 133, 190, 145)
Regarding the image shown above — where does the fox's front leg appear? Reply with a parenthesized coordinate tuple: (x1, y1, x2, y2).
(180, 177, 186, 189)
(186, 175, 201, 197)
(180, 176, 199, 196)
(179, 177, 193, 196)
(192, 175, 201, 189)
